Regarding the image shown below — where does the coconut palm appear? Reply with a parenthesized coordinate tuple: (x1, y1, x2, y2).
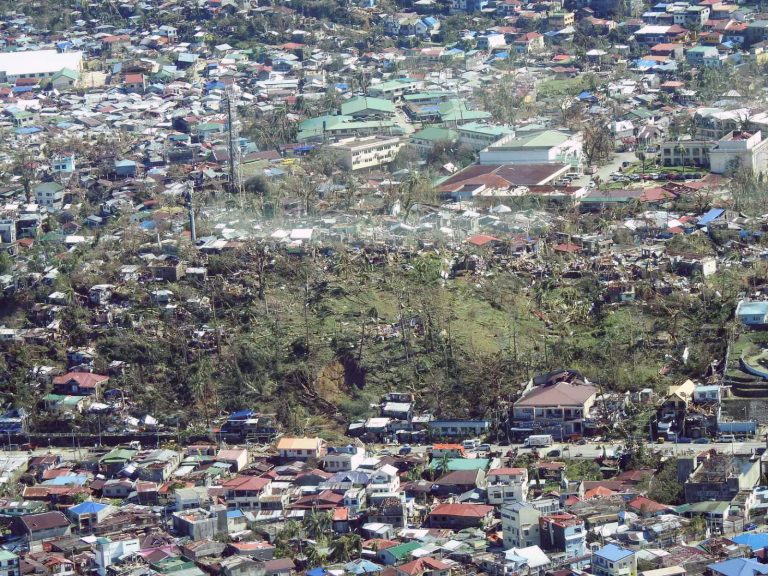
(331, 534, 362, 562)
(304, 509, 332, 539)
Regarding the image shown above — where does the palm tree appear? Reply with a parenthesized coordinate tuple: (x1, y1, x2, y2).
(331, 534, 362, 562)
(304, 509, 332, 539)
(306, 537, 331, 566)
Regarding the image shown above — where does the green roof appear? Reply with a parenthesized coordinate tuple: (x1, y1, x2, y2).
(688, 46, 718, 54)
(678, 501, 730, 514)
(53, 68, 79, 81)
(100, 448, 137, 463)
(403, 91, 454, 101)
(458, 122, 514, 137)
(340, 96, 395, 116)
(0, 551, 18, 562)
(438, 100, 491, 123)
(410, 126, 457, 143)
(430, 457, 490, 471)
(384, 541, 421, 560)
(511, 130, 572, 148)
(299, 114, 354, 131)
(297, 118, 404, 140)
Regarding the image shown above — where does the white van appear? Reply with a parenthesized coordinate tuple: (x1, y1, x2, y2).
(720, 434, 736, 443)
(462, 439, 479, 450)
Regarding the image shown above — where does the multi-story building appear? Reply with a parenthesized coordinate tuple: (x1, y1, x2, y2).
(686, 46, 724, 67)
(511, 371, 597, 439)
(487, 468, 529, 505)
(592, 544, 636, 576)
(479, 130, 583, 173)
(501, 502, 542, 549)
(221, 476, 272, 511)
(659, 139, 714, 167)
(458, 123, 515, 151)
(329, 136, 405, 171)
(709, 130, 768, 175)
(35, 182, 65, 211)
(683, 454, 761, 504)
(0, 550, 19, 576)
(539, 513, 586, 559)
(275, 437, 325, 460)
(323, 445, 365, 472)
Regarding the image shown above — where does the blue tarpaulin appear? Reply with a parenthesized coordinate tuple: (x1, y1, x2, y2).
(698, 208, 725, 226)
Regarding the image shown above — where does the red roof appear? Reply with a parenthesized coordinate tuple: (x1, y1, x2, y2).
(584, 486, 616, 499)
(489, 468, 526, 476)
(553, 243, 581, 253)
(52, 372, 109, 389)
(398, 557, 451, 576)
(363, 539, 398, 550)
(628, 495, 669, 513)
(222, 476, 271, 492)
(538, 462, 566, 470)
(428, 503, 494, 518)
(466, 234, 500, 247)
(333, 507, 349, 521)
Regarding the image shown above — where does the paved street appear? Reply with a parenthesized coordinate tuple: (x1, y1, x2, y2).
(401, 439, 767, 461)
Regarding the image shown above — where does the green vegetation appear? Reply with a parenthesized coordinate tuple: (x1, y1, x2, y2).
(565, 459, 602, 481)
(647, 458, 683, 505)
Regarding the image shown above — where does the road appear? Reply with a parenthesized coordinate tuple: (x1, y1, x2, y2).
(573, 151, 639, 188)
(401, 439, 768, 461)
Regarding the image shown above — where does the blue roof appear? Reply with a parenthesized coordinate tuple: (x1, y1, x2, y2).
(229, 409, 254, 420)
(595, 544, 634, 562)
(698, 208, 725, 226)
(307, 569, 328, 576)
(43, 474, 89, 487)
(731, 533, 768, 551)
(344, 559, 382, 574)
(69, 501, 109, 515)
(706, 558, 768, 576)
(226, 510, 244, 519)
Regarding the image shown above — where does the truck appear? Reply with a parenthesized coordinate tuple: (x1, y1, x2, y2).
(524, 434, 554, 448)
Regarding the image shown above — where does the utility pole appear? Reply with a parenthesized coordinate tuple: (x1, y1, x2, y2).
(223, 87, 242, 207)
(186, 182, 196, 242)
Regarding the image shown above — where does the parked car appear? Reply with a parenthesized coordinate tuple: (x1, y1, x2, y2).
(478, 443, 491, 452)
(745, 523, 758, 531)
(576, 438, 587, 445)
(547, 449, 561, 457)
(677, 437, 692, 444)
(399, 444, 412, 455)
(694, 438, 710, 444)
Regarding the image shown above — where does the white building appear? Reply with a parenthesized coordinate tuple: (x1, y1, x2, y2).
(709, 131, 768, 176)
(367, 464, 400, 495)
(94, 536, 141, 576)
(0, 50, 83, 83)
(0, 550, 19, 576)
(323, 445, 366, 472)
(328, 136, 405, 171)
(276, 437, 325, 460)
(479, 130, 583, 173)
(501, 502, 542, 549)
(487, 468, 529, 505)
(35, 182, 65, 211)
